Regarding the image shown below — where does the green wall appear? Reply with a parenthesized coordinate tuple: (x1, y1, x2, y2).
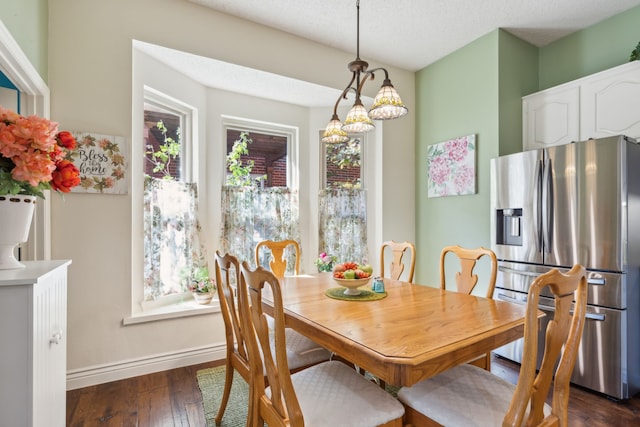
(415, 29, 538, 288)
(416, 30, 500, 287)
(0, 0, 48, 81)
(415, 5, 640, 288)
(539, 5, 640, 89)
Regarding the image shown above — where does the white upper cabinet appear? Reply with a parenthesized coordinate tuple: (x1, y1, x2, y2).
(523, 61, 640, 150)
(523, 84, 580, 149)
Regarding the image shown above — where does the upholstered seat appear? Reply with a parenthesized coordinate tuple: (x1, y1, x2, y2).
(398, 264, 588, 427)
(239, 262, 405, 427)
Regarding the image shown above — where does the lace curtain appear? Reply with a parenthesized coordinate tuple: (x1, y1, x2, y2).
(220, 186, 301, 273)
(143, 179, 209, 301)
(318, 188, 368, 264)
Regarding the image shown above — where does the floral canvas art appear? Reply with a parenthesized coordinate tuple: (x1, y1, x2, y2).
(427, 134, 476, 198)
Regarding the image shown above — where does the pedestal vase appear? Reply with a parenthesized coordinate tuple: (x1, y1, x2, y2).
(0, 195, 36, 269)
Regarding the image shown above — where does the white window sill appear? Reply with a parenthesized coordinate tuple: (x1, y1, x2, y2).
(123, 298, 221, 325)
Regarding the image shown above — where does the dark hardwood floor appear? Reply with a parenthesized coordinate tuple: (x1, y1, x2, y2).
(67, 355, 639, 426)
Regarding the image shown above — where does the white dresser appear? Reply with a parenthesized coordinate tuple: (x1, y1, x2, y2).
(0, 260, 71, 427)
(523, 61, 640, 150)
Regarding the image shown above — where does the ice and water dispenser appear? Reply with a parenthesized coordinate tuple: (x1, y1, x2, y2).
(495, 208, 523, 246)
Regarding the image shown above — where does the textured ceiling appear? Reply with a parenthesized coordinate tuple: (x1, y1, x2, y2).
(137, 1, 640, 109)
(189, 0, 640, 71)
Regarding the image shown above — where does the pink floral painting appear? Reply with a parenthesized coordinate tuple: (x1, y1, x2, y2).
(427, 134, 476, 198)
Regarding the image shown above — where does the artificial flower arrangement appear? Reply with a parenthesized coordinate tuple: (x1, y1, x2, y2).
(187, 267, 216, 294)
(0, 106, 81, 198)
(314, 252, 337, 272)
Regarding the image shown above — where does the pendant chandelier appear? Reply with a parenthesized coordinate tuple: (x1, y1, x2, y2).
(322, 0, 408, 144)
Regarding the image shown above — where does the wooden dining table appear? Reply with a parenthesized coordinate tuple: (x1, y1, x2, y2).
(261, 273, 531, 388)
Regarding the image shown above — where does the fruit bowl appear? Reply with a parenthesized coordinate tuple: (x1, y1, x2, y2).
(333, 277, 372, 295)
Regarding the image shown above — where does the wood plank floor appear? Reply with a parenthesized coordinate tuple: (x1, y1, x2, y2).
(67, 355, 640, 426)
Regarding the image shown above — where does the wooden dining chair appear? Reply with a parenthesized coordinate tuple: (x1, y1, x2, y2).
(398, 264, 588, 427)
(213, 251, 330, 426)
(440, 245, 498, 370)
(380, 240, 416, 282)
(255, 239, 300, 278)
(238, 261, 405, 427)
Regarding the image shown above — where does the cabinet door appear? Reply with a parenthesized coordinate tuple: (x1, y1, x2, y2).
(523, 84, 580, 150)
(32, 267, 67, 427)
(580, 61, 640, 140)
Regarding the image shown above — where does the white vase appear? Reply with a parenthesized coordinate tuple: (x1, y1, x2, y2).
(0, 194, 36, 269)
(192, 291, 213, 305)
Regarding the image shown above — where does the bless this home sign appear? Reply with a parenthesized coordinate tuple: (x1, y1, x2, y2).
(65, 132, 128, 194)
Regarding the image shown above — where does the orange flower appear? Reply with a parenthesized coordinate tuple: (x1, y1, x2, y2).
(56, 131, 77, 150)
(50, 160, 80, 193)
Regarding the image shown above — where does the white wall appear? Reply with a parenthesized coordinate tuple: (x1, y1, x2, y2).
(48, 0, 415, 387)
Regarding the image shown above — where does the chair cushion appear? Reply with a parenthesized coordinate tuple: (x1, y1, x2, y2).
(397, 364, 551, 427)
(267, 316, 331, 370)
(268, 360, 404, 426)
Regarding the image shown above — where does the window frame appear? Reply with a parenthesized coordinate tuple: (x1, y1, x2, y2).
(320, 131, 366, 189)
(134, 86, 201, 315)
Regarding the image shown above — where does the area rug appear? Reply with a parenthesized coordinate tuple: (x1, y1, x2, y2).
(196, 365, 249, 427)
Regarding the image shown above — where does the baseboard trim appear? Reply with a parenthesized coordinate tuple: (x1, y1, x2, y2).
(66, 344, 226, 390)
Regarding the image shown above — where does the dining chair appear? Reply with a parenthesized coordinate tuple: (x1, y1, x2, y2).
(213, 251, 331, 426)
(255, 239, 300, 278)
(238, 261, 405, 427)
(398, 264, 588, 427)
(380, 240, 416, 282)
(439, 245, 498, 370)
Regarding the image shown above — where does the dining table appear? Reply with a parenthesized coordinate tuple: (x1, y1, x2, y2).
(261, 273, 533, 388)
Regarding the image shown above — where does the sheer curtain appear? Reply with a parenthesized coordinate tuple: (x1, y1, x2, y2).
(143, 179, 209, 301)
(220, 186, 300, 272)
(318, 188, 368, 264)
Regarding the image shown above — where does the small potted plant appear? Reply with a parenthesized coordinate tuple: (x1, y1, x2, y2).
(314, 252, 337, 273)
(187, 267, 216, 304)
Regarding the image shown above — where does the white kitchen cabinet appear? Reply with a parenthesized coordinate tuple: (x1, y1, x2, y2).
(522, 83, 580, 150)
(0, 260, 71, 427)
(523, 61, 640, 150)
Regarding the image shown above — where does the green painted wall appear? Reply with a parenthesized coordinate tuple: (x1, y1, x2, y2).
(415, 4, 639, 288)
(415, 29, 538, 288)
(539, 5, 640, 90)
(0, 0, 48, 81)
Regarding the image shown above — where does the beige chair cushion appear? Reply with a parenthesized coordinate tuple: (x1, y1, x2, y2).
(267, 360, 405, 426)
(397, 364, 551, 427)
(266, 316, 331, 370)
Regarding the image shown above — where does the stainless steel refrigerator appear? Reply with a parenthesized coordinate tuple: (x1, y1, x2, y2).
(490, 135, 640, 400)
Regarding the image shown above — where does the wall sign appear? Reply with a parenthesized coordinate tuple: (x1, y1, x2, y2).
(65, 132, 128, 194)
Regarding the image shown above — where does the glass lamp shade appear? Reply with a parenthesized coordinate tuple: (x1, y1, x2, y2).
(342, 101, 375, 133)
(322, 117, 350, 143)
(368, 82, 408, 120)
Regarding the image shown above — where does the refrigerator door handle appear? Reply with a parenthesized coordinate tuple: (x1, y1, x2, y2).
(496, 293, 527, 304)
(534, 158, 543, 252)
(542, 157, 553, 252)
(498, 265, 540, 278)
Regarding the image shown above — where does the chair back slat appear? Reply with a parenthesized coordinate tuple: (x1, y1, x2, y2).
(380, 240, 416, 282)
(440, 245, 497, 298)
(255, 239, 301, 278)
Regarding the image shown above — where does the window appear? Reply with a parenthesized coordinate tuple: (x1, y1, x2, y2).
(225, 129, 289, 188)
(220, 119, 300, 269)
(142, 88, 205, 306)
(318, 134, 368, 264)
(323, 137, 363, 188)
